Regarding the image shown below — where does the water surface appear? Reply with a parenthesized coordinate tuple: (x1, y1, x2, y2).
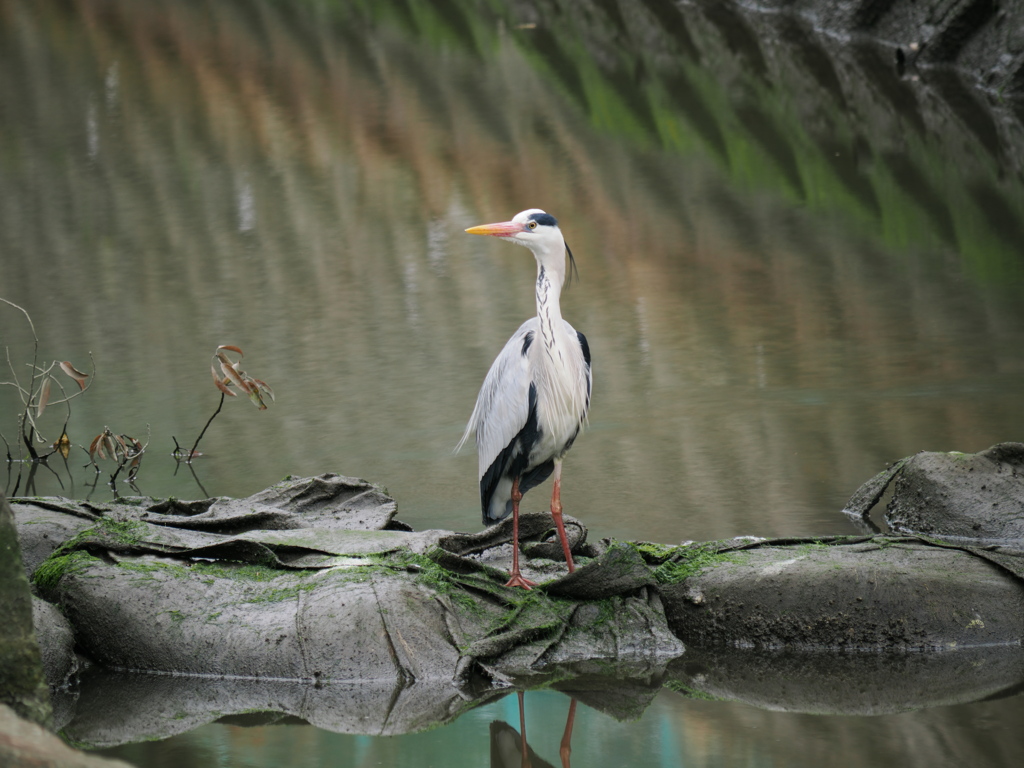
(3, 0, 1024, 765)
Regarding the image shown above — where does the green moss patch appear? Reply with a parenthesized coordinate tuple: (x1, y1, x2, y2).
(377, 550, 488, 613)
(33, 550, 102, 591)
(652, 542, 743, 584)
(40, 516, 148, 565)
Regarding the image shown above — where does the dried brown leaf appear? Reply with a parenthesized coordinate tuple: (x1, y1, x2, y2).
(251, 378, 275, 401)
(36, 377, 52, 418)
(89, 433, 102, 462)
(246, 386, 268, 410)
(211, 365, 236, 396)
(220, 360, 247, 391)
(59, 361, 89, 390)
(209, 344, 271, 410)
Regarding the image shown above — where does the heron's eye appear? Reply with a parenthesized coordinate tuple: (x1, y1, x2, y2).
(526, 221, 538, 230)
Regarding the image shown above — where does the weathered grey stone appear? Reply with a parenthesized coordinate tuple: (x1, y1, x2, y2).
(141, 473, 403, 532)
(16, 477, 1024, 677)
(31, 597, 77, 691)
(886, 444, 1024, 541)
(0, 492, 50, 727)
(0, 703, 133, 768)
(11, 471, 1024, 749)
(662, 539, 1024, 650)
(844, 443, 1024, 542)
(11, 501, 97, 578)
(53, 556, 447, 682)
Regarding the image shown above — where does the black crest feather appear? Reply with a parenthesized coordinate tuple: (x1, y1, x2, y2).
(565, 241, 580, 286)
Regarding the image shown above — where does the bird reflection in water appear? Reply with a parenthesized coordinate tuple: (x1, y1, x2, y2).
(490, 691, 578, 768)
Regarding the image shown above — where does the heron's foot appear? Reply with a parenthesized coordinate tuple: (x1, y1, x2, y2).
(504, 572, 537, 590)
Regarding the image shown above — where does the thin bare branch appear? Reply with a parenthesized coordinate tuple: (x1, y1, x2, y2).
(1, 346, 30, 402)
(1, 298, 40, 408)
(0, 298, 39, 341)
(185, 391, 225, 462)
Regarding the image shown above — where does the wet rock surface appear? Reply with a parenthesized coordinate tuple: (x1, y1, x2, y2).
(0, 492, 51, 727)
(8, 460, 1024, 747)
(662, 537, 1024, 650)
(31, 597, 77, 692)
(0, 702, 133, 768)
(14, 476, 688, 686)
(845, 442, 1024, 543)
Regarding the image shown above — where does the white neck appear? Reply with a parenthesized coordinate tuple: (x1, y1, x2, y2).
(535, 261, 566, 353)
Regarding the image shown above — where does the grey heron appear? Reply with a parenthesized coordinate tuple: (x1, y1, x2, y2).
(458, 209, 592, 589)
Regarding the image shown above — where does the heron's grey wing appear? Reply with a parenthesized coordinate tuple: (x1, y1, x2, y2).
(459, 319, 537, 481)
(569, 322, 593, 411)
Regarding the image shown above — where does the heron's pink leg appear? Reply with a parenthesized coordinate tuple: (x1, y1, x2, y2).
(505, 477, 537, 589)
(550, 459, 576, 573)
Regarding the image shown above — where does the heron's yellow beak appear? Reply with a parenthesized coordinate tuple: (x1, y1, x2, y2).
(465, 221, 522, 237)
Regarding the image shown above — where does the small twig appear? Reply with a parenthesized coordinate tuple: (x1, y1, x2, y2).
(0, 298, 38, 340)
(32, 454, 64, 490)
(109, 457, 124, 487)
(56, 448, 73, 497)
(185, 392, 225, 462)
(1, 299, 39, 409)
(106, 474, 123, 500)
(2, 299, 94, 450)
(22, 424, 39, 460)
(83, 467, 101, 501)
(112, 432, 145, 487)
(2, 347, 29, 401)
(23, 461, 38, 497)
(185, 460, 210, 498)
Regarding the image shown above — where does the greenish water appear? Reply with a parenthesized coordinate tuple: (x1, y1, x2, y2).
(4, 0, 1024, 765)
(98, 687, 1024, 768)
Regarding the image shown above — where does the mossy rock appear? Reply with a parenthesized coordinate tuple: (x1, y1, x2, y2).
(661, 538, 1024, 650)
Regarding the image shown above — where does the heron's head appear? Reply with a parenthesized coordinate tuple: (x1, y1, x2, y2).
(465, 209, 577, 280)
